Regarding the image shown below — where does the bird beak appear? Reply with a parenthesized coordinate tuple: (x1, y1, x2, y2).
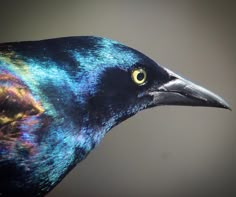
(148, 67, 231, 110)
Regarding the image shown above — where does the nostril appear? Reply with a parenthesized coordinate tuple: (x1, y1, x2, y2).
(169, 75, 177, 81)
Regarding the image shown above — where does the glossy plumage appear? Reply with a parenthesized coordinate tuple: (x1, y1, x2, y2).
(0, 36, 230, 197)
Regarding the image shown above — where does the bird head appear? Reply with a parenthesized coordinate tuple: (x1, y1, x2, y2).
(70, 37, 230, 131)
(3, 36, 230, 133)
(0, 36, 230, 196)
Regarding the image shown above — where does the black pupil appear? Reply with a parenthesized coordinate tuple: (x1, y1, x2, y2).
(137, 72, 144, 81)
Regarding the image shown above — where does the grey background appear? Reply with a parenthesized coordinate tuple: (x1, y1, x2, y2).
(0, 1, 235, 197)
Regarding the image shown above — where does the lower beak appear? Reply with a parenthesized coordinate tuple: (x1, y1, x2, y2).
(148, 68, 231, 110)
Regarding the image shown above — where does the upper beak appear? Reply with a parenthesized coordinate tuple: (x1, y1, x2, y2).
(148, 68, 231, 110)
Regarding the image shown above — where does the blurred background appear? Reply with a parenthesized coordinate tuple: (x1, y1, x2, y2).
(0, 0, 235, 197)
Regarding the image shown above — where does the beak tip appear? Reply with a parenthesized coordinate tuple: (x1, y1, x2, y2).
(205, 96, 231, 111)
(221, 103, 232, 111)
(211, 95, 231, 111)
(208, 98, 231, 111)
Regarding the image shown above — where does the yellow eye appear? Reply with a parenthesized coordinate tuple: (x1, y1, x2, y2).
(131, 68, 147, 85)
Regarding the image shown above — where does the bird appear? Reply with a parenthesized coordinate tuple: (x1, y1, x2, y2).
(0, 36, 230, 197)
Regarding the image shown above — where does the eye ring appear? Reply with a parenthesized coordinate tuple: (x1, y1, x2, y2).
(131, 68, 147, 86)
